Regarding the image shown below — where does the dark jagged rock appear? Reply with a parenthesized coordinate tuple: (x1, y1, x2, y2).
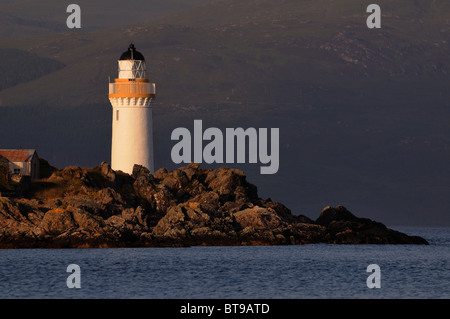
(316, 205, 429, 245)
(0, 163, 428, 248)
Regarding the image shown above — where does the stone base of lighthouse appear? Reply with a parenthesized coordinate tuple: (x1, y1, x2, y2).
(110, 97, 154, 174)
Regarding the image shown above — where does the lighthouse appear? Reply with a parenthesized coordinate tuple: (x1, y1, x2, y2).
(108, 43, 156, 174)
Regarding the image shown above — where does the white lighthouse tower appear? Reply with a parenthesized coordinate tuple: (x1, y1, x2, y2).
(108, 43, 156, 174)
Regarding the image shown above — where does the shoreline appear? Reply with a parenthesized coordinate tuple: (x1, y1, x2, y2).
(0, 163, 429, 249)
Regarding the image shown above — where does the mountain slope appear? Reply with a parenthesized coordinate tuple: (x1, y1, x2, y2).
(0, 0, 216, 37)
(0, 48, 65, 93)
(0, 0, 449, 107)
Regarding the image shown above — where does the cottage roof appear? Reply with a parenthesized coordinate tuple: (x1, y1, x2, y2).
(0, 149, 37, 162)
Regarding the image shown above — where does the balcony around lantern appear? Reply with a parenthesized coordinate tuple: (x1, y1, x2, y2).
(108, 81, 156, 98)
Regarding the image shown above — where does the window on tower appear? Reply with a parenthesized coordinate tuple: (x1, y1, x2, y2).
(116, 110, 119, 121)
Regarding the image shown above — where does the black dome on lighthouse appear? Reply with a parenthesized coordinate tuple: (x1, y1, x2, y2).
(119, 43, 145, 61)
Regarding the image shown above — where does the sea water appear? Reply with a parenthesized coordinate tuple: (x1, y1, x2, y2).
(0, 227, 449, 299)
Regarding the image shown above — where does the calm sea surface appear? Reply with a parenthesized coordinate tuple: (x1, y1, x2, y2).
(0, 227, 449, 299)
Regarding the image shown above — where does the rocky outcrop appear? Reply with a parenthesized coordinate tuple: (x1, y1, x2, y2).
(316, 205, 428, 244)
(0, 163, 428, 248)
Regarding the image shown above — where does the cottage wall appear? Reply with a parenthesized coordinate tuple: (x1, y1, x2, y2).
(7, 154, 39, 180)
(0, 150, 40, 181)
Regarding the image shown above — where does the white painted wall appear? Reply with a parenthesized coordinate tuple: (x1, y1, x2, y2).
(9, 162, 30, 175)
(7, 154, 39, 180)
(110, 97, 154, 174)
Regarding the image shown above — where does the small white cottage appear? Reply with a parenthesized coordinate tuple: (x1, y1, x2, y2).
(0, 149, 40, 180)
